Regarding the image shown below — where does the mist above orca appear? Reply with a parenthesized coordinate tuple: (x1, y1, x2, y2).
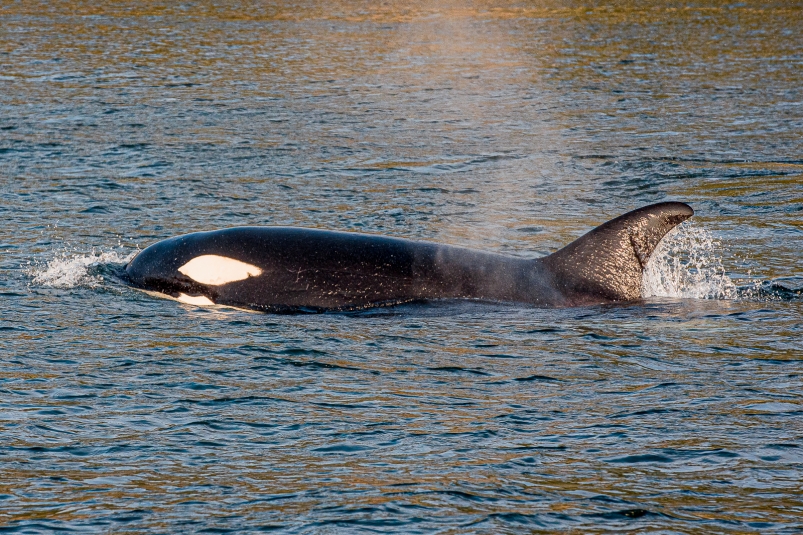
(124, 202, 693, 312)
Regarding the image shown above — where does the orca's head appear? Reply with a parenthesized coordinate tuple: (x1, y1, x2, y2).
(125, 231, 263, 306)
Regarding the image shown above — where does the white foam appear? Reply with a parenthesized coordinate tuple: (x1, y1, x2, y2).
(642, 223, 737, 300)
(27, 249, 136, 289)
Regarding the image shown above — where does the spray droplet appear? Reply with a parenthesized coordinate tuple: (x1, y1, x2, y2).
(27, 249, 137, 289)
(642, 222, 736, 300)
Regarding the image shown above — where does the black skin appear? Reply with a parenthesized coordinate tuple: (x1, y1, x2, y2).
(125, 202, 693, 313)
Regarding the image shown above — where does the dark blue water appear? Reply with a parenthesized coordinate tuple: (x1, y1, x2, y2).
(2, 1, 802, 533)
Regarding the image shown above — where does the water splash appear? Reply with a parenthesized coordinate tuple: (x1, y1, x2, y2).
(27, 248, 137, 289)
(642, 223, 737, 300)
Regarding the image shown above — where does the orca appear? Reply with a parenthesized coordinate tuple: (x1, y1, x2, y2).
(124, 202, 693, 312)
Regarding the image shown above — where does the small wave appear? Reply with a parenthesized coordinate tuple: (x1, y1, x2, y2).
(26, 248, 137, 289)
(751, 277, 803, 301)
(642, 223, 737, 300)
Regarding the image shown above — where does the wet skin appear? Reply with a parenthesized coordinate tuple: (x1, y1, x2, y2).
(125, 202, 693, 312)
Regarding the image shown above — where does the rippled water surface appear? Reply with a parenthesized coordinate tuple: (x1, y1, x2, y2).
(2, 1, 802, 533)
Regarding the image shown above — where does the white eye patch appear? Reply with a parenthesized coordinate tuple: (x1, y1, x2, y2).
(178, 255, 262, 286)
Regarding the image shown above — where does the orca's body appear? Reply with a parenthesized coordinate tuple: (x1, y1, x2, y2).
(124, 202, 693, 312)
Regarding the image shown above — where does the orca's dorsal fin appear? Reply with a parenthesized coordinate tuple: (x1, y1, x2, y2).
(544, 202, 693, 303)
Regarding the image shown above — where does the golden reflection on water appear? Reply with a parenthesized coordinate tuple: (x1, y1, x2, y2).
(2, 300, 801, 528)
(4, 1, 799, 240)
